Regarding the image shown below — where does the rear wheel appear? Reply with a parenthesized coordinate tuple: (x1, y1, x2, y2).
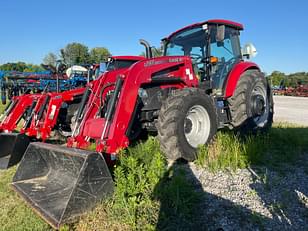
(157, 88, 217, 161)
(228, 70, 273, 133)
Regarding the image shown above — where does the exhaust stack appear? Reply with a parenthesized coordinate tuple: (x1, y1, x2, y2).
(139, 39, 153, 59)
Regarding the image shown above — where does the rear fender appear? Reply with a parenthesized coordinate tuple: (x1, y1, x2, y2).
(224, 61, 260, 98)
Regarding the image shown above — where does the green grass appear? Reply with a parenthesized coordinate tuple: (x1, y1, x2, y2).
(0, 167, 51, 231)
(196, 123, 308, 171)
(77, 137, 199, 230)
(0, 122, 307, 230)
(0, 103, 6, 114)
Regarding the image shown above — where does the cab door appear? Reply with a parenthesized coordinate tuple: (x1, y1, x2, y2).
(209, 25, 242, 95)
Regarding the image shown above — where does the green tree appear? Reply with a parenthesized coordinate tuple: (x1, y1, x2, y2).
(0, 62, 44, 72)
(140, 46, 163, 58)
(43, 52, 58, 66)
(268, 71, 308, 87)
(23, 64, 44, 72)
(60, 42, 89, 65)
(0, 62, 27, 71)
(152, 47, 163, 57)
(268, 71, 286, 86)
(89, 47, 111, 63)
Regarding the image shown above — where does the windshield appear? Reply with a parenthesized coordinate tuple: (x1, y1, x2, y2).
(106, 60, 139, 71)
(164, 26, 207, 59)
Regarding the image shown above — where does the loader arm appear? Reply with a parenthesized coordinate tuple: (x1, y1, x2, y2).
(38, 88, 85, 141)
(0, 94, 41, 132)
(67, 57, 146, 148)
(20, 94, 49, 136)
(68, 69, 124, 148)
(84, 56, 199, 154)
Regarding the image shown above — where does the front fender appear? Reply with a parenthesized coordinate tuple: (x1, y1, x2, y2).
(224, 61, 260, 98)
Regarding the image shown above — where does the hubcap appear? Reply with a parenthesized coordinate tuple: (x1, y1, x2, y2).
(184, 105, 211, 148)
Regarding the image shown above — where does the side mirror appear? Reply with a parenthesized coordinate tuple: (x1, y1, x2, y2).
(216, 25, 225, 42)
(242, 43, 257, 59)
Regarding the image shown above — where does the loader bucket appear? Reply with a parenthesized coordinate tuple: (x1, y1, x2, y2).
(0, 133, 30, 169)
(11, 142, 114, 229)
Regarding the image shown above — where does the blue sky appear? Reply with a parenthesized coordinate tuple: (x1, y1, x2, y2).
(0, 0, 307, 74)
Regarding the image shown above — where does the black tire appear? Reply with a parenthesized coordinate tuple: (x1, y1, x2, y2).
(228, 70, 273, 134)
(157, 88, 217, 161)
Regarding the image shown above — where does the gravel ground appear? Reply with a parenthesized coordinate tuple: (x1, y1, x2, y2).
(274, 96, 308, 126)
(179, 159, 308, 231)
(176, 96, 308, 230)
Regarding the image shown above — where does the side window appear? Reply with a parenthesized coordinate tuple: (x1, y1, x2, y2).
(165, 44, 184, 56)
(210, 26, 241, 93)
(190, 46, 206, 80)
(210, 38, 234, 62)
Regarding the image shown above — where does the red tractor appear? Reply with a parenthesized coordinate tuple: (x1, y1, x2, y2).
(0, 56, 144, 168)
(11, 19, 273, 229)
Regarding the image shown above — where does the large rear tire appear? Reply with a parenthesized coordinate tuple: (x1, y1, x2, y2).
(157, 88, 217, 161)
(228, 70, 273, 133)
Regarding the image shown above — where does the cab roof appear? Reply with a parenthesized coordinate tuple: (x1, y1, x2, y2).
(164, 19, 243, 41)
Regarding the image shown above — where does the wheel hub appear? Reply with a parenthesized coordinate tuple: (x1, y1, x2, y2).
(184, 118, 193, 134)
(184, 105, 210, 148)
(251, 94, 265, 116)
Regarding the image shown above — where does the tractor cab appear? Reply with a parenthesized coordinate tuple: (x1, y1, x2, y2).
(163, 20, 243, 95)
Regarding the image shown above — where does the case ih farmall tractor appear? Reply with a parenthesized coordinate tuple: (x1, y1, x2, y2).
(11, 20, 273, 228)
(0, 56, 144, 168)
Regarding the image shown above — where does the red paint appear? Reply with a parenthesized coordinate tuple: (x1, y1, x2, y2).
(74, 55, 198, 154)
(111, 56, 145, 61)
(82, 118, 106, 138)
(224, 61, 260, 98)
(0, 94, 41, 132)
(38, 88, 85, 140)
(67, 57, 146, 149)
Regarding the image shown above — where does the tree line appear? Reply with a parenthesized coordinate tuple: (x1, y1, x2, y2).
(267, 71, 308, 87)
(0, 42, 111, 72)
(1, 46, 308, 87)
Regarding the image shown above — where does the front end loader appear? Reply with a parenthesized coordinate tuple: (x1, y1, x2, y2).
(0, 57, 142, 169)
(0, 94, 42, 168)
(12, 20, 273, 229)
(0, 88, 85, 169)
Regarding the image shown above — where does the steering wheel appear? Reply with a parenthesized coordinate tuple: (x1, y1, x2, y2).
(190, 53, 203, 64)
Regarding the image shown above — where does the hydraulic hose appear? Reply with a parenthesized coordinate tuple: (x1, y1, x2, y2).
(23, 101, 37, 129)
(75, 86, 91, 124)
(101, 76, 124, 140)
(37, 95, 51, 121)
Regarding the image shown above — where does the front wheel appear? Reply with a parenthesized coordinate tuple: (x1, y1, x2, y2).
(157, 88, 217, 161)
